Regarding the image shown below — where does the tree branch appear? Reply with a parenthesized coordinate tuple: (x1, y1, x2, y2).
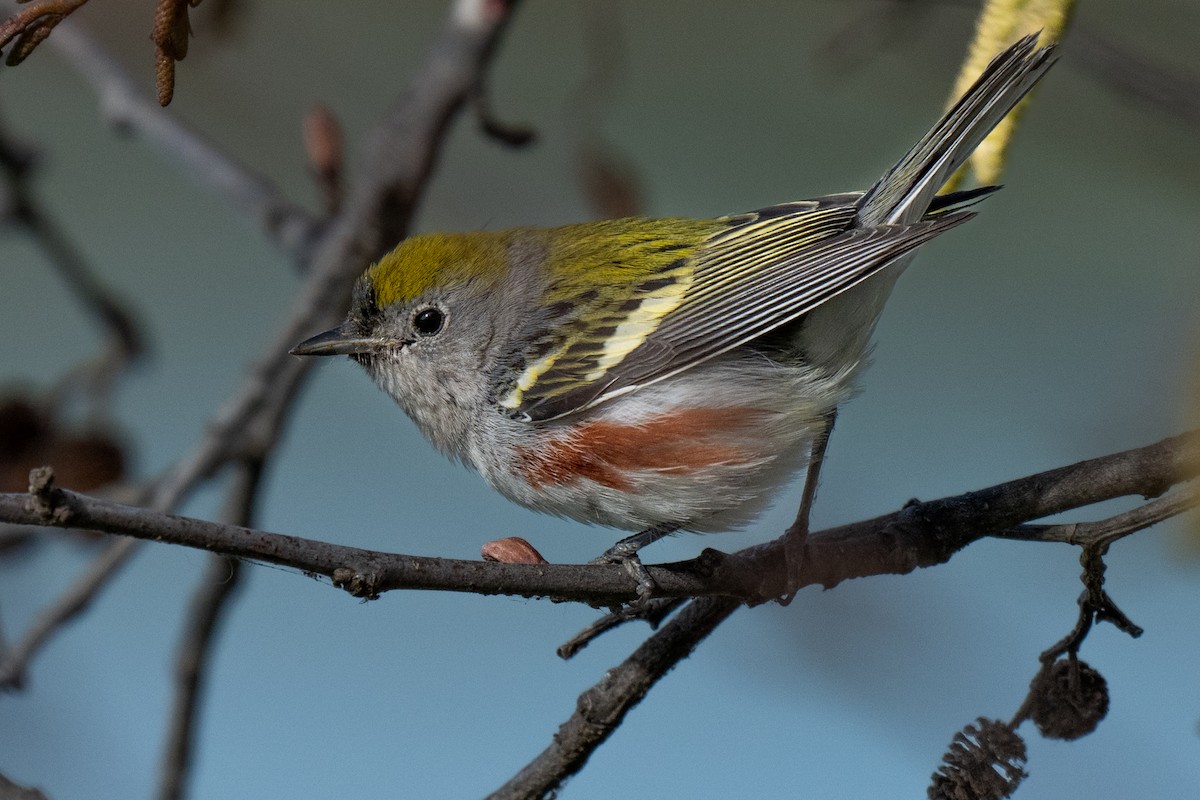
(0, 0, 525, 688)
(1000, 487, 1199, 546)
(0, 536, 138, 688)
(29, 10, 320, 259)
(1, 431, 1194, 610)
(156, 459, 259, 800)
(487, 595, 741, 800)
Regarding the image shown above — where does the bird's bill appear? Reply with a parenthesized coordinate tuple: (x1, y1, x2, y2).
(290, 326, 393, 357)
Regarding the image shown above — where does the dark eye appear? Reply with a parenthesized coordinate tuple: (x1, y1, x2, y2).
(413, 307, 444, 336)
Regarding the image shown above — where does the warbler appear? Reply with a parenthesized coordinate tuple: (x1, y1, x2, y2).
(293, 36, 1056, 586)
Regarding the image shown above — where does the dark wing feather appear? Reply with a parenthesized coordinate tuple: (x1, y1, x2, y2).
(509, 201, 972, 422)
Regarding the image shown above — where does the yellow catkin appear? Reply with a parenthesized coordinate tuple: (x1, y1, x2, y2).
(942, 0, 1075, 191)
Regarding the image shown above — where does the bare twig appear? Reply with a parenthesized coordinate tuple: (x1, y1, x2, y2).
(148, 0, 526, 511)
(1, 431, 1195, 609)
(489, 595, 741, 800)
(0, 0, 525, 689)
(787, 430, 1200, 594)
(0, 105, 145, 690)
(0, 536, 138, 688)
(35, 14, 319, 259)
(157, 553, 242, 800)
(109, 3, 550, 761)
(157, 459, 259, 800)
(557, 597, 683, 660)
(525, 439, 1197, 796)
(0, 0, 88, 65)
(999, 485, 1200, 547)
(0, 112, 143, 416)
(1033, 543, 1143, 668)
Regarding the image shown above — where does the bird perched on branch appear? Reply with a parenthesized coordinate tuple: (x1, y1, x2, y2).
(293, 34, 1057, 599)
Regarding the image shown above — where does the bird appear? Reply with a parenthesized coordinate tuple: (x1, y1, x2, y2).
(292, 34, 1057, 599)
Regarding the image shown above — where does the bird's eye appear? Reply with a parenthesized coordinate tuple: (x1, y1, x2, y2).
(413, 307, 444, 336)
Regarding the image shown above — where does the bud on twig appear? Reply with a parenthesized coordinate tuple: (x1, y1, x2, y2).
(481, 537, 547, 564)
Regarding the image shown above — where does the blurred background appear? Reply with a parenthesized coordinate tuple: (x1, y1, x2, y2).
(1, 1, 1198, 797)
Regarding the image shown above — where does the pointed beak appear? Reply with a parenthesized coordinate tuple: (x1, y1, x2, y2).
(290, 325, 394, 357)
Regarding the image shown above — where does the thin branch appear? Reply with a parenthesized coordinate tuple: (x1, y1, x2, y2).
(150, 0, 525, 514)
(157, 554, 242, 800)
(488, 595, 741, 800)
(2, 431, 1195, 610)
(0, 112, 143, 417)
(785, 429, 1200, 594)
(0, 0, 525, 687)
(157, 460, 259, 800)
(0, 123, 141, 360)
(0, 536, 138, 688)
(524, 446, 1194, 796)
(557, 597, 683, 660)
(29, 10, 319, 259)
(0, 0, 88, 66)
(1000, 485, 1200, 547)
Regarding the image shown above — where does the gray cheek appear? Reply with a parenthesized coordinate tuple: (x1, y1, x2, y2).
(432, 367, 467, 407)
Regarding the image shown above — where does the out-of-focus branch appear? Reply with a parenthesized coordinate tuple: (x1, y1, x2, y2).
(149, 0, 524, 511)
(0, 536, 137, 688)
(487, 595, 741, 800)
(33, 14, 320, 260)
(0, 122, 141, 361)
(1072, 26, 1200, 130)
(0, 112, 143, 413)
(819, 1, 1200, 137)
(156, 459, 258, 800)
(1, 431, 1194, 609)
(0, 0, 524, 687)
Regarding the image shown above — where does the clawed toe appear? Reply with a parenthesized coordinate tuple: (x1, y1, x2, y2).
(591, 548, 657, 606)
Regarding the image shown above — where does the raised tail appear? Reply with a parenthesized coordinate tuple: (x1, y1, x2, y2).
(858, 32, 1057, 227)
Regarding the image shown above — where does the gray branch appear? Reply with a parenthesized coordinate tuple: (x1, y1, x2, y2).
(0, 431, 1194, 611)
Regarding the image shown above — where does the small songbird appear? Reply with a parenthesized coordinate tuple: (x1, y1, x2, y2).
(293, 35, 1056, 593)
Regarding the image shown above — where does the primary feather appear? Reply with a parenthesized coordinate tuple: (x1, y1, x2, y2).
(504, 203, 973, 422)
(501, 33, 1055, 422)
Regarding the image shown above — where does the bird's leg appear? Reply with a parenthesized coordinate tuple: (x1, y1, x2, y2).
(593, 522, 680, 604)
(782, 407, 838, 601)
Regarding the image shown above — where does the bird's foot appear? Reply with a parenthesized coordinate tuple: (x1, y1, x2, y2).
(592, 523, 679, 609)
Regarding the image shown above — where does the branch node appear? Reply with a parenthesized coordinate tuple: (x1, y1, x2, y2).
(1080, 545, 1143, 639)
(471, 83, 536, 147)
(25, 466, 72, 524)
(557, 597, 683, 660)
(332, 566, 380, 600)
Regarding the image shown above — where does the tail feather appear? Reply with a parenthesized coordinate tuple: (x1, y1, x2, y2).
(859, 32, 1057, 226)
